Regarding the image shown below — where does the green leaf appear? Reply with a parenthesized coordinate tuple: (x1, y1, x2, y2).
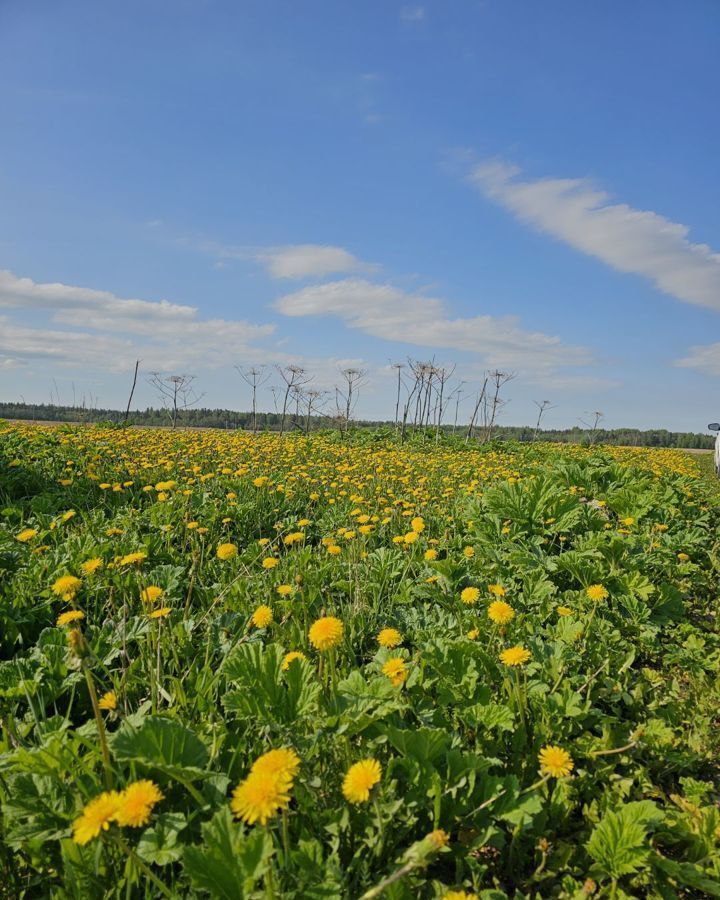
(137, 812, 187, 866)
(460, 702, 515, 732)
(383, 725, 449, 766)
(222, 642, 283, 713)
(283, 655, 322, 721)
(111, 715, 209, 780)
(60, 839, 109, 899)
(223, 643, 320, 724)
(183, 807, 273, 899)
(2, 773, 74, 845)
(586, 801, 663, 879)
(652, 853, 720, 897)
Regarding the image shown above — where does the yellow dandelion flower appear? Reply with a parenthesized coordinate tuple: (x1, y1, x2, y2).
(467, 628, 479, 640)
(217, 542, 238, 561)
(148, 606, 171, 619)
(115, 780, 163, 828)
(57, 610, 85, 627)
(282, 651, 307, 670)
(382, 657, 408, 687)
(327, 544, 341, 555)
(16, 528, 38, 543)
(377, 627, 402, 648)
(487, 584, 506, 597)
(499, 645, 531, 667)
(424, 548, 438, 561)
(488, 601, 514, 625)
(427, 829, 450, 849)
(262, 556, 279, 569)
(538, 745, 574, 778)
(276, 584, 294, 597)
(411, 516, 425, 533)
(251, 748, 301, 782)
(140, 585, 163, 604)
(52, 575, 82, 600)
(442, 892, 477, 900)
(72, 791, 122, 845)
(309, 616, 343, 651)
(251, 605, 273, 628)
(403, 531, 419, 544)
(81, 557, 103, 575)
(230, 770, 291, 825)
(586, 584, 609, 602)
(119, 552, 147, 566)
(460, 586, 480, 605)
(677, 552, 689, 562)
(342, 759, 381, 804)
(98, 690, 117, 711)
(463, 546, 475, 558)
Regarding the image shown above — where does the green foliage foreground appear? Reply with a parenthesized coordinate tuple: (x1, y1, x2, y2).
(0, 424, 718, 899)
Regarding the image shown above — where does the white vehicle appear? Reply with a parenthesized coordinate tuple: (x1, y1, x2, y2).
(709, 422, 720, 474)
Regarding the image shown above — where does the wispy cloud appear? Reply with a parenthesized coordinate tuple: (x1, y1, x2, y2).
(0, 269, 275, 372)
(675, 343, 720, 377)
(177, 236, 375, 279)
(274, 277, 605, 383)
(400, 5, 426, 23)
(254, 244, 373, 279)
(469, 160, 720, 311)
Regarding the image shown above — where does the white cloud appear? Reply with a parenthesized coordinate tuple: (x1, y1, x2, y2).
(400, 5, 425, 22)
(469, 161, 720, 311)
(0, 269, 196, 325)
(0, 269, 275, 372)
(675, 343, 720, 377)
(275, 278, 599, 380)
(180, 238, 373, 280)
(255, 244, 369, 279)
(0, 356, 25, 369)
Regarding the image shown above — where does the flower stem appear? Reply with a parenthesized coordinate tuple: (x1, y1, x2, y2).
(281, 808, 291, 871)
(113, 832, 173, 899)
(83, 663, 113, 789)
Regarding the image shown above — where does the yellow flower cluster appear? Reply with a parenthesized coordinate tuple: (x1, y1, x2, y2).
(230, 748, 300, 825)
(72, 781, 163, 844)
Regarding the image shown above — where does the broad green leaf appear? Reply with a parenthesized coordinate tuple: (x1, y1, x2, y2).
(137, 812, 187, 866)
(111, 715, 209, 780)
(586, 801, 662, 879)
(460, 702, 515, 732)
(183, 807, 273, 899)
(383, 725, 449, 766)
(223, 643, 320, 724)
(2, 773, 74, 845)
(652, 853, 720, 897)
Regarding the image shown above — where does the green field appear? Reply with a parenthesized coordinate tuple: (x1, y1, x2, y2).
(1, 423, 718, 899)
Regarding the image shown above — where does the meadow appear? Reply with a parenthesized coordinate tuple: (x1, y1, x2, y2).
(0, 422, 718, 899)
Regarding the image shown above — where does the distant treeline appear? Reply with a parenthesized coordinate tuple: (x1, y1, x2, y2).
(0, 401, 714, 448)
(491, 425, 714, 449)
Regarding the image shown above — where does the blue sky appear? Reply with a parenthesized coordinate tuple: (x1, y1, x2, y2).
(1, 0, 719, 430)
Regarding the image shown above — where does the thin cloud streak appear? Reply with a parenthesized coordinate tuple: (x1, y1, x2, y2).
(469, 160, 720, 311)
